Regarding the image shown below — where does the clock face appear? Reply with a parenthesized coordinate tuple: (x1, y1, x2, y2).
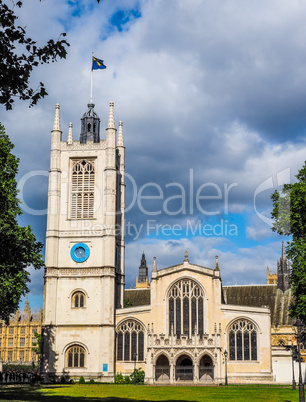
(71, 243, 90, 263)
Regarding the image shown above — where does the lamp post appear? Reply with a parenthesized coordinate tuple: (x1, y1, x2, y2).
(224, 349, 228, 386)
(133, 352, 137, 386)
(295, 319, 305, 402)
(286, 345, 297, 390)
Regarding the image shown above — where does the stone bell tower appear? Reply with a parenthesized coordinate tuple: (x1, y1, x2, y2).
(42, 101, 125, 381)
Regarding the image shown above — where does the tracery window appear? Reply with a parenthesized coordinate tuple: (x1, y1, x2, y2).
(116, 320, 145, 362)
(168, 279, 204, 338)
(72, 291, 85, 308)
(71, 160, 95, 219)
(66, 345, 85, 368)
(228, 319, 257, 361)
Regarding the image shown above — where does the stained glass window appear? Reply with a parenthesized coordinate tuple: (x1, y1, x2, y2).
(72, 291, 86, 308)
(117, 332, 123, 361)
(138, 332, 144, 361)
(66, 345, 85, 368)
(124, 332, 130, 361)
(228, 319, 257, 361)
(167, 279, 204, 338)
(116, 320, 145, 362)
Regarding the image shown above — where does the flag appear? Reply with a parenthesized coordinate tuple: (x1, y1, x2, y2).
(92, 56, 106, 70)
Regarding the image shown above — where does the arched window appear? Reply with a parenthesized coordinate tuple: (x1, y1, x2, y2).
(116, 320, 145, 362)
(66, 345, 85, 368)
(228, 319, 257, 361)
(168, 279, 204, 338)
(71, 160, 95, 219)
(72, 291, 85, 308)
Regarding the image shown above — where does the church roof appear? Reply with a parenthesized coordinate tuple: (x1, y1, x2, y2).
(222, 285, 293, 326)
(125, 289, 150, 306)
(124, 284, 293, 327)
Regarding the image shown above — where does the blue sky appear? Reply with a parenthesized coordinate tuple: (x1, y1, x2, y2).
(1, 0, 306, 311)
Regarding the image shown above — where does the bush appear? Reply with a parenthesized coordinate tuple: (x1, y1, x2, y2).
(115, 372, 131, 384)
(79, 376, 85, 384)
(89, 378, 95, 383)
(130, 368, 145, 384)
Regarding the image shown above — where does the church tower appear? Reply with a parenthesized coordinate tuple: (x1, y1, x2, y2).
(42, 102, 125, 381)
(277, 241, 291, 292)
(135, 253, 150, 289)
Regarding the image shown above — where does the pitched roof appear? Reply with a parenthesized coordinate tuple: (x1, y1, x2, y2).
(124, 289, 151, 307)
(223, 285, 293, 326)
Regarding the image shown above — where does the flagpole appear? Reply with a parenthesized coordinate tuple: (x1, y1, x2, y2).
(90, 52, 93, 103)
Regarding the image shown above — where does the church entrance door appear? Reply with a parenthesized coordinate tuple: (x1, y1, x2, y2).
(175, 355, 193, 381)
(199, 355, 214, 382)
(155, 355, 170, 382)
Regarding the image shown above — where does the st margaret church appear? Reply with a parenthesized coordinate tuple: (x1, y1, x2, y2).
(42, 101, 293, 384)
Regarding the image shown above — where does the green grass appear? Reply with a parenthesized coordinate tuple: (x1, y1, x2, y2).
(0, 384, 301, 402)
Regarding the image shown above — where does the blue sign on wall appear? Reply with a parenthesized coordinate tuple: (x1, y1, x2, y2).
(103, 363, 108, 372)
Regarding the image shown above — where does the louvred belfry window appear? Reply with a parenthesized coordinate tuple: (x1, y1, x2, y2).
(71, 160, 95, 219)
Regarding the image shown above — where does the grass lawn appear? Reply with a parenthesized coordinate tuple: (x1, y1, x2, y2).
(0, 384, 301, 402)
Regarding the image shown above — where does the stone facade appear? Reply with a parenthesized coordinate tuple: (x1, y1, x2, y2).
(42, 101, 298, 384)
(0, 299, 42, 364)
(42, 102, 125, 381)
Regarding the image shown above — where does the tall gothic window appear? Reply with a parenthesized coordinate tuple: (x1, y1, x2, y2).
(168, 279, 204, 338)
(116, 320, 145, 362)
(66, 345, 85, 368)
(72, 291, 85, 308)
(71, 160, 95, 219)
(228, 319, 257, 361)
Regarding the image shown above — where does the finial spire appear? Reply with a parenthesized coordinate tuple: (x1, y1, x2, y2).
(117, 121, 124, 146)
(282, 241, 285, 259)
(184, 250, 189, 262)
(53, 103, 61, 131)
(67, 122, 73, 144)
(215, 255, 220, 271)
(108, 101, 115, 129)
(153, 257, 157, 272)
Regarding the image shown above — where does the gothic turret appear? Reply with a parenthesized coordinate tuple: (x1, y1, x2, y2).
(136, 253, 150, 288)
(80, 103, 100, 143)
(277, 241, 291, 292)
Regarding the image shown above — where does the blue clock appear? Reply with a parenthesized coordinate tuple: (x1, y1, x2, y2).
(71, 243, 90, 263)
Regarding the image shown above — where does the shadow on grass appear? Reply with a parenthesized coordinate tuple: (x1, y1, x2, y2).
(0, 385, 195, 402)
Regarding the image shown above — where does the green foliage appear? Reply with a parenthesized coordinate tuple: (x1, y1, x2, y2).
(0, 1, 69, 110)
(89, 378, 95, 383)
(2, 363, 35, 373)
(115, 372, 130, 384)
(115, 368, 145, 384)
(130, 368, 145, 384)
(79, 376, 85, 384)
(32, 332, 42, 365)
(0, 125, 44, 322)
(271, 161, 306, 321)
(124, 298, 133, 308)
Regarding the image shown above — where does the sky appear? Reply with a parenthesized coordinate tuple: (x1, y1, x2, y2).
(2, 0, 306, 312)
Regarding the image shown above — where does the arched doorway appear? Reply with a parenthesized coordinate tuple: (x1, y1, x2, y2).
(199, 355, 214, 382)
(155, 355, 170, 382)
(175, 355, 193, 381)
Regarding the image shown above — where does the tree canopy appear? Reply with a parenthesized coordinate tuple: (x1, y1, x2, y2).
(271, 162, 306, 322)
(0, 125, 44, 322)
(0, 0, 69, 110)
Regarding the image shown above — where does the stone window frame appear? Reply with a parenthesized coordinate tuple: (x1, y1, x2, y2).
(71, 290, 87, 309)
(66, 345, 86, 368)
(167, 278, 205, 338)
(227, 318, 258, 362)
(70, 159, 95, 220)
(116, 319, 145, 362)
